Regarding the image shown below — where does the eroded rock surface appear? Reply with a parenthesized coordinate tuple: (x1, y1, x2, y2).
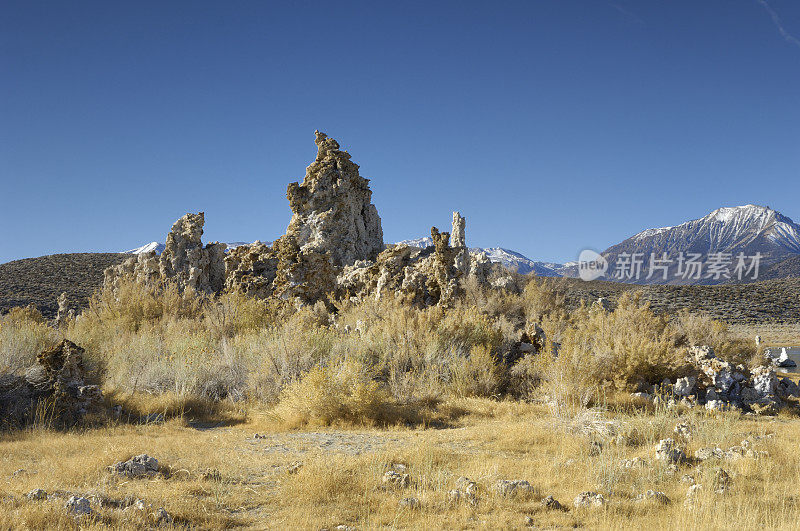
(102, 133, 503, 307)
(286, 131, 383, 267)
(0, 339, 102, 427)
(104, 212, 226, 294)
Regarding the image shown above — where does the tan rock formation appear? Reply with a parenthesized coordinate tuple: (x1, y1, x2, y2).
(224, 240, 278, 299)
(160, 212, 227, 293)
(0, 339, 102, 427)
(451, 211, 466, 248)
(272, 235, 337, 304)
(104, 212, 226, 294)
(285, 131, 383, 267)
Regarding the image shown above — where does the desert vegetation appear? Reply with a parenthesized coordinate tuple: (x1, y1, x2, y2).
(3, 275, 799, 529)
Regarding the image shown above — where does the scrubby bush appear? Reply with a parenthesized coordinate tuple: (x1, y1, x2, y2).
(272, 357, 399, 427)
(551, 293, 686, 393)
(0, 269, 760, 428)
(0, 306, 59, 374)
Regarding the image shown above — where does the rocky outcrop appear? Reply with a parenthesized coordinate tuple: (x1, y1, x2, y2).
(271, 235, 337, 304)
(0, 340, 102, 427)
(223, 241, 278, 299)
(104, 212, 226, 294)
(336, 212, 500, 306)
(55, 292, 74, 328)
(160, 212, 227, 293)
(108, 454, 160, 478)
(285, 131, 383, 267)
(103, 133, 500, 307)
(647, 345, 798, 414)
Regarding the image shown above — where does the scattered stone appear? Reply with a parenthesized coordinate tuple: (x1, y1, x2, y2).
(674, 376, 697, 398)
(390, 463, 407, 473)
(620, 457, 648, 469)
(714, 468, 731, 494)
(26, 489, 47, 501)
(573, 491, 606, 509)
(399, 497, 420, 510)
(634, 490, 670, 505)
(382, 470, 411, 488)
(65, 496, 91, 515)
(109, 454, 160, 478)
(151, 507, 173, 525)
(494, 479, 534, 497)
(589, 440, 603, 456)
(630, 392, 652, 401)
(654, 439, 686, 464)
(694, 447, 726, 461)
(705, 399, 729, 411)
(593, 297, 612, 311)
(541, 495, 564, 510)
(674, 421, 693, 440)
(200, 468, 222, 482)
(448, 477, 478, 505)
(681, 474, 696, 485)
(684, 484, 703, 508)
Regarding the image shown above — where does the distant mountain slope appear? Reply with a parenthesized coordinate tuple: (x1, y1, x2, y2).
(564, 205, 800, 285)
(396, 237, 563, 276)
(0, 253, 126, 318)
(751, 255, 800, 282)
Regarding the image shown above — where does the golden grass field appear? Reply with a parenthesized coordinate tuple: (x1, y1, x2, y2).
(1, 279, 799, 529)
(2, 395, 800, 530)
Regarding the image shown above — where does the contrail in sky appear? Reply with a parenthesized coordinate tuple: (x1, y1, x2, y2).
(756, 0, 800, 48)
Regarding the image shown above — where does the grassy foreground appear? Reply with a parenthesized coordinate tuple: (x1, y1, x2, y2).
(1, 277, 798, 528)
(1, 397, 799, 530)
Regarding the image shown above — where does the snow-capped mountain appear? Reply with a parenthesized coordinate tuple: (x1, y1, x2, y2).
(124, 205, 800, 285)
(568, 205, 800, 285)
(396, 238, 563, 276)
(124, 241, 251, 254)
(125, 242, 166, 254)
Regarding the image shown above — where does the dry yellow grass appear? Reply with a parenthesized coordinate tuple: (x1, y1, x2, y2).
(2, 398, 800, 530)
(3, 279, 799, 528)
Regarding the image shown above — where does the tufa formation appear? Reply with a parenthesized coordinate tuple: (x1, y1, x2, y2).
(104, 131, 505, 305)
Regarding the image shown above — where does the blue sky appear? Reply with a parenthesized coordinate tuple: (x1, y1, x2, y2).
(2, 0, 799, 264)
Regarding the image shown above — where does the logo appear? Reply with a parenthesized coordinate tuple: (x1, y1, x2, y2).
(578, 249, 608, 281)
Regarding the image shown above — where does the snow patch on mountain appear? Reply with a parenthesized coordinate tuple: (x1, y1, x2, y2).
(124, 241, 252, 255)
(396, 238, 563, 276)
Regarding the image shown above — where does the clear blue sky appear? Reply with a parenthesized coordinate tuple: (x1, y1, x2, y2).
(2, 0, 799, 264)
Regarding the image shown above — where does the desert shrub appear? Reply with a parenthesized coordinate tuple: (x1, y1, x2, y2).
(550, 292, 686, 396)
(448, 344, 501, 398)
(241, 316, 338, 403)
(204, 292, 291, 337)
(434, 306, 504, 355)
(0, 306, 59, 374)
(461, 275, 525, 324)
(82, 278, 204, 333)
(272, 357, 399, 427)
(523, 278, 568, 324)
